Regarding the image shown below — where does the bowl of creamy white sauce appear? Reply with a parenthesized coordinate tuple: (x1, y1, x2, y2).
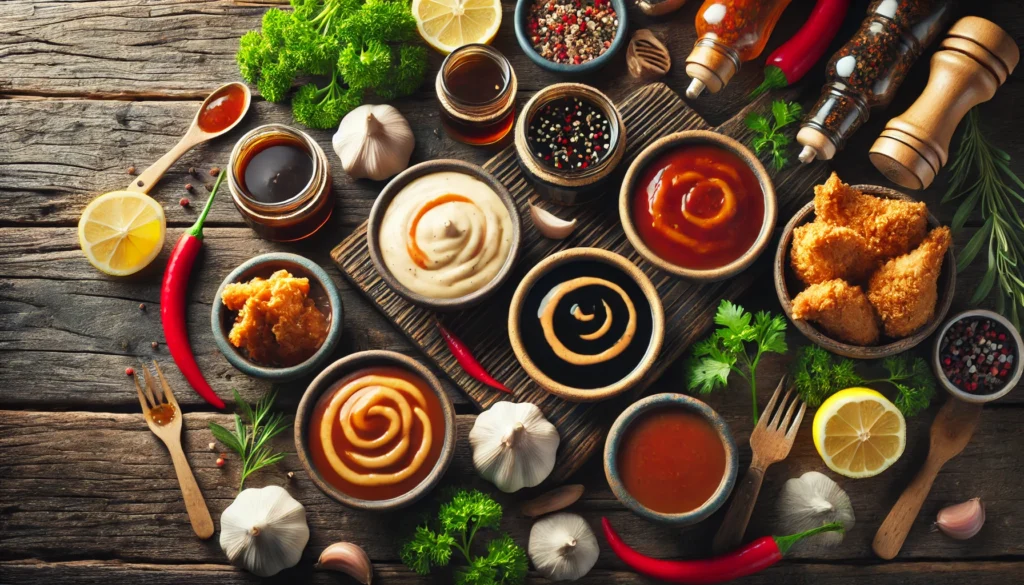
(367, 160, 521, 311)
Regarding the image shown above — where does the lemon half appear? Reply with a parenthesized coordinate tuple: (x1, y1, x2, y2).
(812, 388, 906, 479)
(78, 191, 166, 276)
(412, 0, 502, 54)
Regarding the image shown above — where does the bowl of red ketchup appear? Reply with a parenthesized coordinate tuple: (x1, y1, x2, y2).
(619, 130, 777, 281)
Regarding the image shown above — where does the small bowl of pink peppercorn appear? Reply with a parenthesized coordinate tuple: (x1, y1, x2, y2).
(933, 309, 1023, 403)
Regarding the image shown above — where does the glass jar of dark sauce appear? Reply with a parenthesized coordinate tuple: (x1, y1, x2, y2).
(227, 124, 333, 242)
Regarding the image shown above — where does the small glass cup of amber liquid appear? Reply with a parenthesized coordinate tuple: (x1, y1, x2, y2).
(436, 44, 517, 146)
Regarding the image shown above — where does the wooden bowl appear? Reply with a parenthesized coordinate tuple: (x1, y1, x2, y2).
(618, 130, 778, 281)
(211, 253, 343, 382)
(774, 184, 956, 359)
(513, 83, 626, 206)
(366, 159, 522, 312)
(932, 309, 1024, 403)
(294, 350, 457, 511)
(604, 393, 738, 526)
(508, 247, 665, 402)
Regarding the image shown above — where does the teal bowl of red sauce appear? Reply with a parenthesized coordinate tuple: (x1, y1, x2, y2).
(604, 393, 738, 526)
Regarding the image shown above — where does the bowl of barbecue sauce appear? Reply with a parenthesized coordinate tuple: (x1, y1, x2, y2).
(228, 124, 333, 242)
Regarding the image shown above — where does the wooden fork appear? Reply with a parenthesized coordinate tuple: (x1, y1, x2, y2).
(133, 361, 215, 540)
(712, 377, 807, 553)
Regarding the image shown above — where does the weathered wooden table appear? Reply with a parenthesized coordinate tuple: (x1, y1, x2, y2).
(2, 1, 1022, 583)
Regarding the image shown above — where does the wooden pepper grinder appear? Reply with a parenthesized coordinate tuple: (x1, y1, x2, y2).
(870, 17, 1020, 190)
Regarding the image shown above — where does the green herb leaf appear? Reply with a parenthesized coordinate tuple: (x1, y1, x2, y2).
(744, 99, 803, 171)
(209, 390, 291, 491)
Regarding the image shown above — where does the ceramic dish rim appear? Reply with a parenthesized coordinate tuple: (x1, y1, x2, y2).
(513, 0, 629, 75)
(507, 247, 665, 402)
(603, 392, 739, 526)
(210, 252, 343, 382)
(931, 309, 1024, 403)
(293, 350, 458, 511)
(774, 184, 956, 359)
(618, 130, 778, 282)
(366, 159, 522, 312)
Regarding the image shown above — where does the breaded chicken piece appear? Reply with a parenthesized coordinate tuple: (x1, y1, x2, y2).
(791, 221, 877, 285)
(814, 173, 928, 260)
(868, 226, 951, 338)
(791, 279, 880, 345)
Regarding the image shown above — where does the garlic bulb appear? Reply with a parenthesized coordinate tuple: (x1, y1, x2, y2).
(528, 513, 599, 581)
(935, 498, 985, 540)
(220, 485, 310, 577)
(776, 471, 854, 547)
(529, 204, 577, 240)
(332, 104, 414, 181)
(469, 401, 559, 493)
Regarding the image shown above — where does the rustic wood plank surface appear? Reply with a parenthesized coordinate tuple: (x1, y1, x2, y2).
(1, 0, 1023, 583)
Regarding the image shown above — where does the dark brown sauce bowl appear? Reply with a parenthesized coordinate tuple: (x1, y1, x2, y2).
(294, 350, 457, 511)
(775, 184, 956, 359)
(619, 130, 777, 282)
(366, 159, 522, 312)
(508, 247, 665, 402)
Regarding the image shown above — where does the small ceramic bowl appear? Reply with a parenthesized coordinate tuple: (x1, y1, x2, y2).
(604, 393, 739, 526)
(294, 350, 457, 511)
(619, 130, 777, 281)
(932, 309, 1023, 404)
(514, 0, 628, 76)
(211, 253, 343, 382)
(366, 159, 522, 312)
(775, 184, 955, 359)
(514, 83, 626, 206)
(508, 247, 665, 402)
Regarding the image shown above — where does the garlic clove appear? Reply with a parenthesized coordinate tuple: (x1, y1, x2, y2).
(521, 484, 585, 518)
(935, 498, 985, 540)
(317, 541, 373, 584)
(529, 204, 577, 240)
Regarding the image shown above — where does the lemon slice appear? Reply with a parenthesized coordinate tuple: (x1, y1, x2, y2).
(812, 388, 906, 479)
(78, 191, 166, 276)
(412, 0, 502, 54)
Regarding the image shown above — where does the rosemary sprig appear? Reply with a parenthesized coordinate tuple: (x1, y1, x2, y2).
(744, 99, 803, 170)
(942, 108, 1024, 329)
(209, 390, 291, 491)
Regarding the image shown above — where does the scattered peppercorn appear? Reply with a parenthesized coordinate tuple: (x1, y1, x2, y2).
(185, 183, 194, 192)
(127, 165, 136, 175)
(527, 0, 618, 65)
(939, 317, 1017, 394)
(179, 197, 190, 207)
(528, 96, 612, 171)
(208, 442, 216, 451)
(137, 180, 145, 187)
(216, 457, 226, 468)
(189, 167, 198, 176)
(151, 341, 159, 349)
(139, 303, 146, 311)
(205, 183, 213, 192)
(209, 167, 220, 176)
(125, 367, 135, 376)
(287, 471, 295, 479)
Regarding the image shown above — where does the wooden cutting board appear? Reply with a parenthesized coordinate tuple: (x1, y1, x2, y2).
(331, 82, 827, 482)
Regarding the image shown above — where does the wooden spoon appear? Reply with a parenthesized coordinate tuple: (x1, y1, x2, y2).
(126, 82, 251, 194)
(872, 397, 983, 560)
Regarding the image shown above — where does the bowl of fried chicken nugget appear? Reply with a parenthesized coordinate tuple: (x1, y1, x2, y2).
(774, 173, 955, 359)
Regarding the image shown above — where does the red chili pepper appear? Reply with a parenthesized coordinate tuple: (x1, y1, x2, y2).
(160, 171, 226, 410)
(437, 322, 512, 394)
(602, 518, 843, 584)
(749, 0, 851, 99)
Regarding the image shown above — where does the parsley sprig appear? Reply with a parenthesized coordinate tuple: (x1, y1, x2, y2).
(209, 390, 292, 491)
(942, 108, 1024, 329)
(791, 346, 936, 417)
(744, 99, 803, 170)
(686, 300, 788, 423)
(401, 489, 527, 585)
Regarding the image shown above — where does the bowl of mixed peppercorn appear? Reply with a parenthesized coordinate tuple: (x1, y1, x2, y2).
(933, 309, 1023, 403)
(515, 0, 628, 75)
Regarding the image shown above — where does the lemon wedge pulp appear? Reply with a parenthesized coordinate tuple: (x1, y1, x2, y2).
(412, 0, 502, 54)
(812, 387, 906, 479)
(78, 191, 166, 276)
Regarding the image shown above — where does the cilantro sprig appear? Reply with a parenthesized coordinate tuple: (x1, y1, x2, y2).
(401, 489, 527, 585)
(744, 99, 803, 170)
(791, 346, 937, 417)
(686, 300, 788, 423)
(237, 0, 428, 129)
(209, 390, 291, 491)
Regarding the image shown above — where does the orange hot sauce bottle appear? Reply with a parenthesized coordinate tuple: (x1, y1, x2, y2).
(685, 0, 793, 99)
